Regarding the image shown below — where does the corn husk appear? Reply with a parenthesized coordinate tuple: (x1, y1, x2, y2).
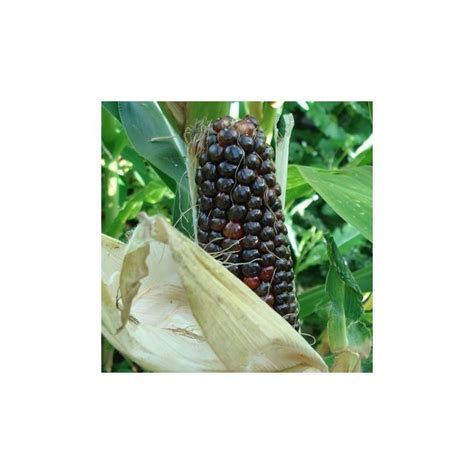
(102, 213, 328, 372)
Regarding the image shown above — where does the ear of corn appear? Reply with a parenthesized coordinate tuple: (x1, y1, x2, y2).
(101, 214, 328, 372)
(191, 115, 300, 331)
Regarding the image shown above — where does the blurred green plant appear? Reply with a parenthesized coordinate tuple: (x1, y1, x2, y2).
(101, 101, 373, 372)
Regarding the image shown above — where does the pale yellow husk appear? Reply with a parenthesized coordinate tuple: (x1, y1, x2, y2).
(101, 213, 328, 373)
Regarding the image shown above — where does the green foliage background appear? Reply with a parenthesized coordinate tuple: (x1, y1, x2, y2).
(101, 101, 373, 372)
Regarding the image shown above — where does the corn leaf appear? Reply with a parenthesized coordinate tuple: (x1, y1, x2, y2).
(324, 234, 365, 356)
(117, 101, 193, 237)
(299, 264, 372, 321)
(289, 164, 372, 241)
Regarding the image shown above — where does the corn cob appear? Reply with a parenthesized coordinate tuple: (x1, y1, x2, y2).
(194, 115, 300, 331)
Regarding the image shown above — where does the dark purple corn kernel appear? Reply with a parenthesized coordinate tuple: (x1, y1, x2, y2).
(243, 221, 262, 235)
(242, 249, 260, 262)
(206, 243, 221, 254)
(232, 185, 251, 203)
(265, 188, 278, 206)
(195, 168, 204, 185)
(242, 234, 259, 249)
(217, 161, 238, 177)
(216, 177, 234, 193)
(229, 265, 241, 277)
(274, 183, 282, 196)
(239, 135, 254, 152)
(199, 153, 208, 166)
(262, 147, 274, 160)
(263, 173, 276, 187)
(207, 133, 217, 146)
(218, 128, 238, 146)
(275, 220, 286, 234)
(198, 212, 210, 230)
(227, 204, 246, 221)
(275, 246, 289, 258)
(202, 180, 217, 197)
(260, 159, 276, 174)
(202, 162, 217, 180)
(247, 196, 262, 208)
(254, 138, 267, 154)
(242, 262, 261, 277)
(237, 168, 257, 185)
(208, 231, 224, 244)
(261, 253, 276, 266)
(274, 282, 288, 295)
(274, 209, 284, 221)
(259, 240, 275, 254)
(275, 303, 290, 315)
(255, 281, 271, 296)
(197, 230, 208, 243)
(208, 143, 224, 163)
(211, 208, 226, 219)
(244, 153, 262, 170)
(271, 198, 282, 211)
(209, 218, 226, 232)
(261, 210, 275, 226)
(245, 209, 262, 222)
(260, 226, 275, 241)
(223, 252, 240, 264)
(199, 196, 213, 211)
(275, 258, 288, 271)
(251, 177, 267, 196)
(274, 234, 287, 247)
(215, 193, 231, 209)
(212, 116, 235, 132)
(222, 239, 240, 251)
(224, 145, 244, 164)
(273, 271, 287, 284)
(275, 292, 291, 305)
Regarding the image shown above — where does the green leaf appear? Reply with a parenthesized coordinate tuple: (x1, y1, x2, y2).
(102, 101, 121, 122)
(325, 266, 348, 352)
(346, 146, 373, 168)
(347, 321, 372, 359)
(121, 147, 151, 186)
(118, 101, 186, 183)
(285, 165, 312, 205)
(104, 181, 166, 238)
(185, 102, 231, 130)
(296, 224, 364, 273)
(324, 234, 364, 352)
(117, 101, 193, 237)
(298, 264, 372, 321)
(101, 106, 128, 157)
(292, 165, 372, 241)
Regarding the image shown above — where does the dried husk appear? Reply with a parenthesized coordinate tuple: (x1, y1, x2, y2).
(102, 213, 328, 373)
